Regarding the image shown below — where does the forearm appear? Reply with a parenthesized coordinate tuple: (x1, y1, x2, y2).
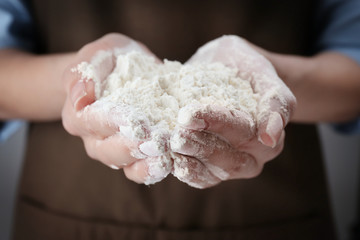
(0, 49, 74, 120)
(267, 52, 360, 123)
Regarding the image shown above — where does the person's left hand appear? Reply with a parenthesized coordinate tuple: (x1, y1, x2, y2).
(170, 36, 296, 188)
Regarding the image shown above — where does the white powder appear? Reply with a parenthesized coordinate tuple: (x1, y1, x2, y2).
(75, 50, 259, 185)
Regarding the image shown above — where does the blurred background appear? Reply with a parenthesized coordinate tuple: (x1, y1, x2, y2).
(0, 123, 359, 240)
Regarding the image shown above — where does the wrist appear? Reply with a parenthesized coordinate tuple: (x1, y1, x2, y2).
(262, 52, 315, 122)
(0, 50, 75, 120)
(267, 51, 360, 123)
(264, 52, 313, 90)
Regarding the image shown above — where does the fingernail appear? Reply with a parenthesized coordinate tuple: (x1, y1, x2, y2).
(109, 164, 119, 170)
(144, 156, 172, 185)
(170, 131, 200, 156)
(129, 148, 148, 159)
(178, 108, 207, 130)
(262, 112, 283, 148)
(206, 163, 230, 181)
(258, 132, 274, 148)
(70, 81, 87, 109)
(139, 141, 164, 157)
(178, 107, 194, 125)
(169, 131, 187, 152)
(191, 118, 208, 130)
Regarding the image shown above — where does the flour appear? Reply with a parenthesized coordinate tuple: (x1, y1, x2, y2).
(75, 50, 259, 185)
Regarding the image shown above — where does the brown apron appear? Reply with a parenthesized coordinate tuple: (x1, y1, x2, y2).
(13, 1, 336, 239)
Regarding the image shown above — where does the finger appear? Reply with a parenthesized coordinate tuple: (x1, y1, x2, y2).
(69, 78, 96, 111)
(123, 156, 172, 185)
(172, 154, 221, 189)
(138, 130, 170, 157)
(171, 129, 259, 179)
(257, 85, 296, 147)
(62, 51, 116, 141)
(62, 99, 119, 138)
(178, 104, 255, 146)
(62, 98, 151, 140)
(80, 100, 151, 140)
(82, 133, 140, 168)
(244, 130, 285, 164)
(123, 160, 147, 184)
(62, 60, 114, 138)
(63, 48, 116, 99)
(258, 111, 284, 147)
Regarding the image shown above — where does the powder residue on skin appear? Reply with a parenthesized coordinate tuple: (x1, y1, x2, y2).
(97, 51, 258, 132)
(75, 50, 259, 184)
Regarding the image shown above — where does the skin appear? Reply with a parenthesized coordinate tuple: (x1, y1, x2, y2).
(268, 52, 360, 123)
(0, 50, 73, 120)
(0, 33, 359, 188)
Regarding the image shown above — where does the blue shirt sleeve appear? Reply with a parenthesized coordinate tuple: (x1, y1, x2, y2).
(0, 120, 25, 143)
(0, 0, 34, 50)
(316, 0, 360, 134)
(0, 0, 34, 142)
(316, 0, 360, 64)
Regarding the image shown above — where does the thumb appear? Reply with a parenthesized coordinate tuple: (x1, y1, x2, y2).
(70, 79, 96, 111)
(257, 86, 296, 147)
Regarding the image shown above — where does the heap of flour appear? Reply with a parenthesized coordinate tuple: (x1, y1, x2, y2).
(76, 50, 259, 183)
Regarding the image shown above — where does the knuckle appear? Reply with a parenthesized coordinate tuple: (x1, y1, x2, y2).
(103, 33, 119, 39)
(102, 33, 134, 48)
(83, 138, 99, 160)
(103, 33, 128, 41)
(62, 112, 78, 136)
(247, 165, 263, 178)
(62, 119, 74, 135)
(78, 41, 95, 56)
(123, 167, 141, 183)
(218, 34, 240, 43)
(269, 141, 284, 160)
(123, 162, 147, 184)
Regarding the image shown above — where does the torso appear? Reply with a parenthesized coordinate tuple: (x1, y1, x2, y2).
(14, 1, 335, 239)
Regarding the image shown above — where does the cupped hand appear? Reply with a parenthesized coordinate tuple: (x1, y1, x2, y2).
(170, 35, 296, 188)
(62, 33, 171, 185)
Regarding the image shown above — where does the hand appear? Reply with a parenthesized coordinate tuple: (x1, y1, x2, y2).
(62, 34, 171, 185)
(170, 35, 296, 188)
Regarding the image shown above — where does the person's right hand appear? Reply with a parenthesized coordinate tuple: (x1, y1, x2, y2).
(62, 34, 172, 185)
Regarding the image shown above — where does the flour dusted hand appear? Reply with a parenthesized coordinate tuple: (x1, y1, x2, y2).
(62, 34, 171, 185)
(187, 35, 296, 147)
(172, 35, 296, 188)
